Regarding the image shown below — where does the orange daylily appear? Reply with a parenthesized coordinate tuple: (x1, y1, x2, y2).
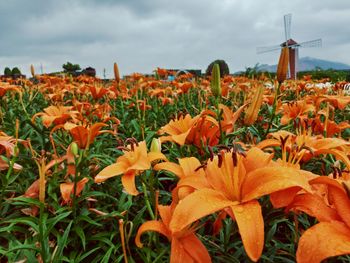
(317, 94, 350, 110)
(0, 131, 28, 157)
(280, 100, 315, 125)
(89, 85, 109, 99)
(257, 130, 350, 168)
(186, 113, 219, 148)
(32, 105, 79, 128)
(0, 131, 27, 171)
(313, 116, 350, 137)
(94, 141, 166, 195)
(136, 204, 211, 263)
(169, 147, 313, 262)
(159, 114, 199, 145)
(60, 177, 89, 205)
(176, 82, 194, 94)
(295, 177, 350, 263)
(218, 104, 247, 134)
(0, 83, 22, 97)
(64, 122, 113, 149)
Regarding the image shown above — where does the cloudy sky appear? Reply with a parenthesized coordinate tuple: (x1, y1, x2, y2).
(1, 0, 349, 77)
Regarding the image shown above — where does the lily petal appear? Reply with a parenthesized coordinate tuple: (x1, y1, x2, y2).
(154, 162, 184, 178)
(170, 189, 236, 233)
(181, 233, 212, 263)
(329, 186, 350, 229)
(242, 167, 313, 201)
(94, 162, 127, 183)
(147, 152, 167, 163)
(172, 130, 191, 145)
(286, 193, 341, 222)
(178, 157, 202, 177)
(171, 237, 194, 263)
(231, 200, 264, 262)
(269, 187, 302, 208)
(121, 171, 139, 196)
(135, 220, 170, 248)
(296, 221, 350, 263)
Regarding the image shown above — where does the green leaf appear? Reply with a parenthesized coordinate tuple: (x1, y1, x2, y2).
(74, 226, 86, 250)
(52, 221, 72, 262)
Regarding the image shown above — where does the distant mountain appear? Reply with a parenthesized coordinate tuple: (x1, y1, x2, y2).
(256, 57, 350, 72)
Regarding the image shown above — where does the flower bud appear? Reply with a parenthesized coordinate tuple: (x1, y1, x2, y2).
(150, 138, 161, 153)
(210, 63, 221, 97)
(71, 142, 79, 156)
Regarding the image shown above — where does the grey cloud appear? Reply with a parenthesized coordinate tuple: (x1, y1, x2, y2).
(0, 0, 349, 77)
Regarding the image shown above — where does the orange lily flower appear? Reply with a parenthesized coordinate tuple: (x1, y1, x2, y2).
(32, 105, 79, 128)
(313, 116, 350, 137)
(159, 114, 199, 145)
(64, 122, 113, 149)
(0, 131, 28, 171)
(0, 83, 22, 97)
(280, 100, 315, 125)
(218, 104, 247, 134)
(169, 147, 312, 261)
(176, 82, 194, 94)
(94, 140, 166, 195)
(296, 177, 350, 263)
(135, 204, 211, 263)
(60, 177, 89, 205)
(317, 94, 350, 110)
(186, 113, 219, 148)
(257, 130, 350, 168)
(89, 85, 109, 99)
(128, 100, 152, 111)
(0, 132, 20, 157)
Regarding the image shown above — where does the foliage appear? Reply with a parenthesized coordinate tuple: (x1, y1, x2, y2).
(12, 67, 22, 75)
(4, 67, 12, 76)
(62, 62, 81, 73)
(206, 59, 230, 76)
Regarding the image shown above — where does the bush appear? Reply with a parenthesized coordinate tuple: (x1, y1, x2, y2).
(11, 67, 21, 75)
(4, 67, 12, 76)
(206, 59, 230, 76)
(62, 62, 81, 73)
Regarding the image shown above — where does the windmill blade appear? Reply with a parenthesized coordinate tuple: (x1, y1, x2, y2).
(256, 44, 282, 54)
(284, 13, 292, 41)
(298, 38, 322, 48)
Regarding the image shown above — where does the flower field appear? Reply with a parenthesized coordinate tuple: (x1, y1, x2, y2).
(0, 66, 350, 263)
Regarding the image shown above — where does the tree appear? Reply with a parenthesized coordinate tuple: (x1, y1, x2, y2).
(62, 62, 81, 73)
(12, 67, 21, 75)
(4, 67, 12, 76)
(206, 59, 230, 76)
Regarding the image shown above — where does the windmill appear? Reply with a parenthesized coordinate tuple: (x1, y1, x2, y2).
(257, 14, 322, 79)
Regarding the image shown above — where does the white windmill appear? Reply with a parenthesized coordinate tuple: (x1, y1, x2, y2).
(257, 14, 322, 79)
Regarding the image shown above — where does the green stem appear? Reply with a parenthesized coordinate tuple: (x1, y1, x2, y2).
(215, 97, 224, 144)
(263, 82, 281, 138)
(72, 149, 84, 226)
(0, 156, 16, 212)
(142, 182, 155, 219)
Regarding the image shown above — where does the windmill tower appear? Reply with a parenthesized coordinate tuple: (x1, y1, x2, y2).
(257, 14, 322, 79)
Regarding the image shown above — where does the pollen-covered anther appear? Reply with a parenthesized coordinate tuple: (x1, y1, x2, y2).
(218, 152, 223, 168)
(195, 163, 207, 172)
